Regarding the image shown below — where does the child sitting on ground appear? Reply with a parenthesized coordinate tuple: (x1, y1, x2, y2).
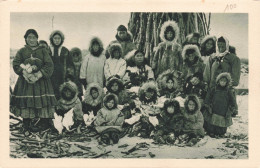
(153, 99, 184, 144)
(94, 93, 125, 145)
(203, 72, 236, 138)
(180, 95, 205, 146)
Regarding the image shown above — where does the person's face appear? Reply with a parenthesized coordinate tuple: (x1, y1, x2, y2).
(53, 34, 62, 46)
(26, 33, 38, 47)
(187, 52, 195, 62)
(190, 37, 199, 44)
(219, 77, 227, 87)
(188, 100, 196, 111)
(167, 106, 175, 114)
(166, 79, 174, 89)
(93, 43, 100, 52)
(91, 89, 99, 99)
(191, 77, 199, 85)
(135, 53, 144, 64)
(118, 31, 127, 40)
(106, 99, 115, 109)
(72, 53, 80, 62)
(205, 39, 214, 51)
(166, 31, 174, 40)
(64, 88, 72, 98)
(39, 43, 48, 49)
(113, 50, 120, 59)
(111, 82, 119, 92)
(217, 41, 226, 53)
(145, 91, 154, 99)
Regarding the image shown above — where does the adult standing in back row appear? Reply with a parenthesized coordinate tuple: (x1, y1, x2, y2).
(105, 25, 136, 61)
(49, 30, 71, 100)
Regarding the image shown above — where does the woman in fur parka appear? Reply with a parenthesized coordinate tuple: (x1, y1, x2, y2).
(104, 43, 127, 80)
(80, 37, 106, 88)
(181, 44, 205, 82)
(11, 29, 57, 134)
(49, 30, 71, 100)
(56, 81, 84, 127)
(66, 47, 83, 100)
(82, 83, 104, 116)
(182, 95, 205, 139)
(203, 72, 236, 137)
(151, 21, 183, 77)
(200, 35, 217, 64)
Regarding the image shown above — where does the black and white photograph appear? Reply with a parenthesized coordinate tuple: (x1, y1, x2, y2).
(8, 12, 249, 159)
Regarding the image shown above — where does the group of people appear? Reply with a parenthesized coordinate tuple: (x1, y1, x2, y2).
(10, 20, 241, 146)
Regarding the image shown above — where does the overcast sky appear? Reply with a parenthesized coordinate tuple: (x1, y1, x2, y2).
(10, 13, 248, 58)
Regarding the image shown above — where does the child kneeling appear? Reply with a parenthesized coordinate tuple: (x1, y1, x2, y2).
(94, 93, 125, 145)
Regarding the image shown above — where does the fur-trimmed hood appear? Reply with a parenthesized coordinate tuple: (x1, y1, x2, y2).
(115, 31, 133, 42)
(84, 83, 104, 106)
(49, 30, 65, 47)
(70, 47, 82, 64)
(103, 93, 119, 110)
(108, 43, 123, 59)
(156, 69, 180, 90)
(160, 20, 180, 43)
(182, 44, 201, 61)
(163, 99, 181, 114)
(201, 35, 217, 47)
(88, 36, 104, 56)
(184, 94, 201, 114)
(138, 81, 158, 103)
(106, 76, 124, 93)
(200, 35, 217, 56)
(216, 72, 232, 87)
(58, 81, 78, 109)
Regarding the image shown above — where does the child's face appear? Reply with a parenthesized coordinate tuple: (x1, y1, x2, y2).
(113, 50, 120, 59)
(187, 52, 195, 62)
(134, 53, 144, 64)
(166, 31, 174, 40)
(73, 53, 80, 62)
(190, 37, 199, 44)
(166, 79, 174, 89)
(106, 99, 115, 109)
(167, 106, 175, 114)
(219, 77, 227, 87)
(111, 82, 119, 92)
(118, 31, 127, 40)
(26, 33, 38, 47)
(64, 88, 72, 98)
(188, 100, 196, 111)
(190, 77, 199, 85)
(39, 43, 48, 49)
(217, 41, 226, 53)
(205, 39, 214, 51)
(53, 34, 62, 46)
(93, 43, 100, 52)
(91, 89, 99, 99)
(145, 91, 154, 99)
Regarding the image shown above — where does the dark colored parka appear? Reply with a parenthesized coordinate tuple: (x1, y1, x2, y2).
(204, 72, 236, 128)
(82, 83, 104, 116)
(48, 30, 71, 99)
(11, 45, 57, 119)
(151, 21, 183, 77)
(203, 36, 241, 88)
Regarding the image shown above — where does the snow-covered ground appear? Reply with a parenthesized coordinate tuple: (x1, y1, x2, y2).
(9, 60, 248, 159)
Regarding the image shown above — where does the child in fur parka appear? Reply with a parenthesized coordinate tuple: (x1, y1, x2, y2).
(203, 72, 236, 137)
(181, 95, 205, 146)
(156, 70, 182, 99)
(55, 81, 84, 131)
(66, 47, 83, 101)
(181, 44, 205, 82)
(104, 43, 127, 80)
(127, 81, 160, 138)
(153, 99, 184, 144)
(151, 21, 183, 78)
(82, 83, 104, 116)
(200, 35, 217, 65)
(94, 93, 125, 145)
(80, 37, 106, 88)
